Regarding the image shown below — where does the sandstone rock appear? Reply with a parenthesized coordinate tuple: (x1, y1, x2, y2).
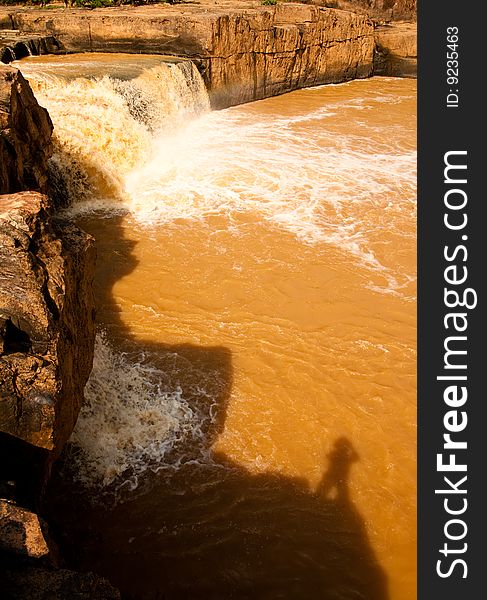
(0, 65, 53, 195)
(309, 0, 416, 22)
(0, 192, 96, 454)
(1, 15, 14, 31)
(208, 5, 375, 108)
(374, 21, 416, 76)
(1, 32, 64, 65)
(7, 4, 375, 108)
(0, 499, 52, 560)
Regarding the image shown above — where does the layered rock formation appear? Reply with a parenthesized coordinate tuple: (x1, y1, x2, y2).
(0, 59, 103, 599)
(0, 31, 64, 65)
(1, 64, 95, 460)
(0, 5, 414, 596)
(373, 21, 416, 76)
(1, 3, 417, 103)
(310, 0, 416, 22)
(0, 191, 95, 454)
(6, 4, 375, 108)
(1, 65, 53, 195)
(205, 5, 375, 107)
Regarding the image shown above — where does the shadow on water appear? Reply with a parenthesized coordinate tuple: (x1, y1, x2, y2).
(45, 212, 389, 600)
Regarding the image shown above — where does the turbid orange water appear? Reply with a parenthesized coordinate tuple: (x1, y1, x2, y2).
(16, 55, 416, 599)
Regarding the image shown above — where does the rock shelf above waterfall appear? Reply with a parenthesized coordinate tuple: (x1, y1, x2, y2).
(1, 3, 416, 108)
(2, 3, 377, 108)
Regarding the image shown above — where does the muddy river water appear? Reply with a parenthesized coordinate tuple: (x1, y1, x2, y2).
(16, 54, 416, 599)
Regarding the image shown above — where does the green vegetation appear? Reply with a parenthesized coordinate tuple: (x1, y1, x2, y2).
(0, 0, 173, 6)
(73, 0, 173, 6)
(261, 0, 278, 5)
(73, 0, 114, 8)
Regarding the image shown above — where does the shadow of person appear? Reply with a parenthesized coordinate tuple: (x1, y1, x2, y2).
(316, 437, 360, 504)
(44, 211, 389, 600)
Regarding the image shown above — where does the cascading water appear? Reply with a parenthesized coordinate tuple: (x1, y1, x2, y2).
(18, 55, 210, 205)
(16, 54, 416, 600)
(17, 55, 216, 493)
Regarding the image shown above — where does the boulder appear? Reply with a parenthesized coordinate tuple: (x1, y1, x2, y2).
(0, 499, 53, 560)
(0, 498, 119, 600)
(0, 499, 120, 598)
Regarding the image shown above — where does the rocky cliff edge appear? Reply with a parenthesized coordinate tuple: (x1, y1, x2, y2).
(1, 65, 53, 196)
(0, 60, 106, 599)
(6, 3, 377, 108)
(0, 64, 96, 490)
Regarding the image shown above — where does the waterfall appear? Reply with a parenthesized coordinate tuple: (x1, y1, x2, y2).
(16, 57, 416, 496)
(18, 57, 210, 206)
(15, 55, 213, 492)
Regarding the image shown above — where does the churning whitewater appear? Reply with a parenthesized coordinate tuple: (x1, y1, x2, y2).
(17, 54, 416, 600)
(18, 55, 415, 297)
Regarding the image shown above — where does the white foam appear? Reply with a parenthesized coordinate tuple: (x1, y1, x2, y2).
(24, 61, 415, 294)
(123, 107, 416, 294)
(67, 333, 208, 492)
(24, 61, 209, 205)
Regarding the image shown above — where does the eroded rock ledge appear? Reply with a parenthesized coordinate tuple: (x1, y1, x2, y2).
(1, 61, 102, 599)
(0, 31, 64, 65)
(5, 3, 376, 108)
(373, 21, 416, 76)
(1, 65, 95, 462)
(0, 191, 95, 454)
(0, 65, 53, 195)
(1, 4, 416, 106)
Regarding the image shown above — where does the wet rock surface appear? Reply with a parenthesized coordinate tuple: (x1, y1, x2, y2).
(0, 31, 64, 65)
